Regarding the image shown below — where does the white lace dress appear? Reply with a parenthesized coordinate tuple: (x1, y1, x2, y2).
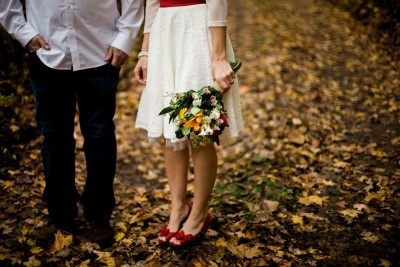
(135, 1, 243, 150)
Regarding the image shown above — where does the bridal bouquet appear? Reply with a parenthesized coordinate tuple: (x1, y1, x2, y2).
(159, 60, 242, 148)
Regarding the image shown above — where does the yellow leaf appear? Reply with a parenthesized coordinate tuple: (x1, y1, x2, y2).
(21, 225, 29, 236)
(79, 260, 91, 267)
(379, 259, 391, 267)
(291, 215, 304, 226)
(227, 244, 263, 259)
(1, 180, 15, 189)
(53, 231, 73, 252)
(365, 191, 385, 202)
(267, 245, 281, 252)
(339, 209, 360, 219)
(391, 137, 400, 145)
(371, 149, 389, 158)
(114, 232, 125, 242)
(208, 261, 219, 267)
(94, 250, 114, 266)
(115, 222, 127, 233)
(298, 195, 325, 206)
(321, 179, 335, 186)
(339, 209, 360, 224)
(30, 247, 44, 254)
(245, 229, 260, 239)
(214, 237, 228, 247)
(333, 160, 350, 168)
(127, 94, 138, 107)
(134, 195, 148, 203)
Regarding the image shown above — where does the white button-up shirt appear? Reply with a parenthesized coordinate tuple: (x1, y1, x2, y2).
(0, 0, 144, 71)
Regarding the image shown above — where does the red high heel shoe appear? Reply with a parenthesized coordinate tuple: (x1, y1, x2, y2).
(169, 212, 212, 247)
(158, 202, 192, 245)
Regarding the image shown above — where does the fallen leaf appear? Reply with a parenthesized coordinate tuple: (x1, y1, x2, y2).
(30, 247, 44, 254)
(227, 243, 264, 259)
(361, 231, 379, 243)
(52, 231, 73, 252)
(288, 131, 306, 145)
(291, 215, 304, 226)
(94, 250, 115, 267)
(214, 237, 228, 247)
(22, 256, 41, 267)
(115, 232, 125, 242)
(298, 195, 325, 206)
(391, 137, 400, 145)
(365, 191, 386, 202)
(263, 200, 280, 212)
(79, 259, 91, 267)
(115, 222, 127, 233)
(370, 149, 389, 158)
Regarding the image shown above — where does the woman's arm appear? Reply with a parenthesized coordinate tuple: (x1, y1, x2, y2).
(134, 0, 159, 84)
(143, 0, 160, 34)
(207, 0, 235, 92)
(134, 33, 150, 84)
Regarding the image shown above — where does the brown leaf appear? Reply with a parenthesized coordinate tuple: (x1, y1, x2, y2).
(288, 131, 306, 145)
(361, 231, 379, 243)
(22, 256, 41, 267)
(263, 199, 280, 212)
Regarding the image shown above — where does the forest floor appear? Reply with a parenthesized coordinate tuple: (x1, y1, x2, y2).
(1, 0, 399, 266)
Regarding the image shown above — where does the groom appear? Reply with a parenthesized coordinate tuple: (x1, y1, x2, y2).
(0, 1, 143, 247)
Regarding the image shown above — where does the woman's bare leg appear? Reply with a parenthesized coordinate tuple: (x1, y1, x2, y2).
(160, 145, 190, 241)
(170, 144, 217, 245)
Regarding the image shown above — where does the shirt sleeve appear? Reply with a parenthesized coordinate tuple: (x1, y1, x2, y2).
(110, 0, 145, 55)
(0, 0, 38, 48)
(206, 0, 228, 27)
(143, 0, 160, 34)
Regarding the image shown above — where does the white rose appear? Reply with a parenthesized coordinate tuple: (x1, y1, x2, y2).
(193, 99, 201, 107)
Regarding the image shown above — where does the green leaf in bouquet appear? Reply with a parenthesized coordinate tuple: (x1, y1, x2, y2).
(182, 127, 191, 136)
(184, 112, 193, 121)
(230, 59, 242, 74)
(175, 129, 184, 139)
(214, 136, 220, 146)
(159, 106, 175, 116)
(190, 106, 201, 115)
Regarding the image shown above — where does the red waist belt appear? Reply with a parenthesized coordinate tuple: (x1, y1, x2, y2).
(160, 0, 206, 7)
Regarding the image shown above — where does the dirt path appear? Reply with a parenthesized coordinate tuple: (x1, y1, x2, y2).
(1, 0, 399, 266)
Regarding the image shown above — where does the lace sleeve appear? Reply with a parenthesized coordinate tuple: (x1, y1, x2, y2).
(206, 0, 228, 27)
(144, 0, 160, 33)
